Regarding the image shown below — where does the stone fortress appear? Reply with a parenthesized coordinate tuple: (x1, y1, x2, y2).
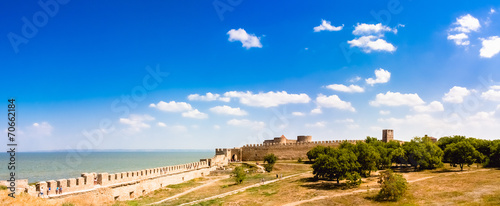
(7, 129, 395, 201)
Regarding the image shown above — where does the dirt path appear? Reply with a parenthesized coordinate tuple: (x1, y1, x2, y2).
(177, 172, 309, 206)
(283, 169, 492, 206)
(146, 175, 229, 205)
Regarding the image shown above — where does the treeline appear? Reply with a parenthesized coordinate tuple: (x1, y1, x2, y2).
(307, 135, 500, 183)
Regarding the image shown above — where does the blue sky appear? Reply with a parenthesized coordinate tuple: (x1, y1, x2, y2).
(2, 0, 500, 151)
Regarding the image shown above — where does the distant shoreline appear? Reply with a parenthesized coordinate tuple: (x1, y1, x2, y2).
(6, 149, 214, 153)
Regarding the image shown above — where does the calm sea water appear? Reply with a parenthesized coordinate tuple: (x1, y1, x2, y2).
(0, 151, 214, 183)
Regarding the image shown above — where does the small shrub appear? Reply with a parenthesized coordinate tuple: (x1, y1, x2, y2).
(345, 172, 362, 188)
(233, 166, 246, 184)
(221, 184, 228, 188)
(62, 203, 75, 206)
(298, 158, 303, 163)
(264, 163, 274, 172)
(0, 185, 7, 190)
(264, 153, 277, 164)
(376, 170, 408, 201)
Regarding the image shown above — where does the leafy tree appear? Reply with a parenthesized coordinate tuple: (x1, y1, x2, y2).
(376, 169, 408, 201)
(436, 135, 466, 151)
(390, 147, 407, 167)
(355, 141, 380, 176)
(263, 153, 277, 172)
(444, 141, 482, 171)
(233, 166, 246, 184)
(306, 145, 327, 161)
(375, 145, 392, 169)
(345, 171, 362, 188)
(486, 141, 500, 167)
(312, 148, 360, 184)
(385, 140, 401, 150)
(403, 137, 443, 170)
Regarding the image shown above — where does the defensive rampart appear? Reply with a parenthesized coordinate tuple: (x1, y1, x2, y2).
(240, 140, 361, 161)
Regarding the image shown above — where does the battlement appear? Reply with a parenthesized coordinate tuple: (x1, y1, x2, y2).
(242, 139, 361, 148)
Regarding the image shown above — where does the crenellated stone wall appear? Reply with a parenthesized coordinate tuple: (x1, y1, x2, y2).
(31, 154, 229, 201)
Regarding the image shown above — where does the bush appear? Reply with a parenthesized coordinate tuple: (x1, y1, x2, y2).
(376, 170, 408, 201)
(297, 157, 303, 163)
(264, 163, 274, 172)
(264, 153, 277, 164)
(62, 203, 75, 206)
(345, 171, 362, 188)
(0, 185, 7, 190)
(233, 166, 246, 184)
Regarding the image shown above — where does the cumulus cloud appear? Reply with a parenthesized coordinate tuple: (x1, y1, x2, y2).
(479, 36, 500, 58)
(120, 114, 155, 132)
(447, 33, 470, 46)
(157, 122, 167, 127)
(370, 91, 425, 107)
(150, 101, 192, 112)
(214, 125, 221, 130)
(292, 112, 306, 116)
(352, 23, 396, 36)
(442, 86, 471, 103)
(347, 36, 396, 53)
(349, 76, 362, 83)
(227, 119, 265, 130)
(316, 94, 356, 112)
(30, 122, 53, 137)
(335, 119, 359, 129)
(305, 121, 327, 128)
(227, 28, 262, 49)
(451, 14, 481, 33)
(224, 91, 310, 107)
(325, 84, 364, 93)
(481, 86, 500, 101)
(188, 92, 230, 102)
(413, 101, 444, 113)
(209, 105, 248, 116)
(366, 68, 391, 86)
(310, 108, 322, 114)
(181, 109, 208, 119)
(313, 20, 343, 32)
(448, 14, 480, 46)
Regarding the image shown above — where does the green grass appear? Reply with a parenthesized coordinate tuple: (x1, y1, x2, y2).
(0, 185, 7, 190)
(194, 198, 224, 206)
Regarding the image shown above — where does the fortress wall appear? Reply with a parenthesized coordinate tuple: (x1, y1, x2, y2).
(241, 140, 359, 161)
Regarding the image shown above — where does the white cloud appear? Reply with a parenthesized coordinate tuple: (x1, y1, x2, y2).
(305, 121, 326, 128)
(366, 68, 391, 86)
(314, 20, 343, 32)
(150, 101, 193, 112)
(451, 14, 481, 33)
(181, 109, 208, 119)
(348, 36, 396, 53)
(442, 86, 471, 103)
(120, 114, 155, 132)
(214, 125, 221, 130)
(157, 122, 167, 127)
(224, 91, 310, 107)
(335, 118, 354, 123)
(316, 94, 356, 112)
(370, 91, 425, 107)
(380, 110, 391, 115)
(188, 92, 230, 102)
(310, 108, 322, 114)
(491, 85, 500, 90)
(447, 33, 470, 46)
(479, 36, 500, 58)
(292, 112, 306, 116)
(227, 28, 262, 49)
(227, 119, 265, 130)
(491, 8, 496, 14)
(481, 87, 500, 101)
(30, 122, 53, 137)
(325, 84, 364, 93)
(352, 23, 396, 36)
(209, 105, 248, 116)
(349, 76, 361, 83)
(413, 101, 444, 113)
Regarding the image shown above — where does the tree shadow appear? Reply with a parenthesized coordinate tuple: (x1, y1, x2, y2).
(300, 181, 346, 190)
(430, 168, 462, 173)
(291, 177, 317, 183)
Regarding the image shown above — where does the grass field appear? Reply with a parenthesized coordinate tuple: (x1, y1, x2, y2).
(1, 162, 499, 206)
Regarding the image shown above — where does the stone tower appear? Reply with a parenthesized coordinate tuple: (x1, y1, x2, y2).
(382, 129, 394, 143)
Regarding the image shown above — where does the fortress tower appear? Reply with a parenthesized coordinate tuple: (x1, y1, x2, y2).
(382, 129, 394, 143)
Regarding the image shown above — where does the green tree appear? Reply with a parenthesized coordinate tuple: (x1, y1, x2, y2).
(486, 141, 500, 167)
(355, 141, 380, 176)
(437, 135, 466, 151)
(306, 145, 327, 161)
(263, 153, 277, 172)
(312, 148, 360, 184)
(403, 137, 443, 170)
(345, 171, 362, 188)
(390, 147, 407, 167)
(444, 141, 482, 171)
(233, 166, 246, 184)
(376, 169, 408, 201)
